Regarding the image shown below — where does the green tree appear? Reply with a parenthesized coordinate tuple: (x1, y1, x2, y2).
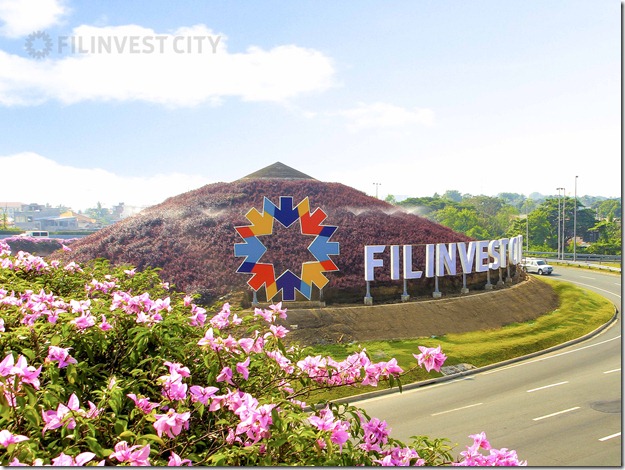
(442, 190, 463, 203)
(594, 199, 621, 220)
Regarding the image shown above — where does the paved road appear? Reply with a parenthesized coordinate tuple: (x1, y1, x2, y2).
(357, 267, 621, 466)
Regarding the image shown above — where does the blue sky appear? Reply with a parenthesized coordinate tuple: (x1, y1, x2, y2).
(0, 0, 620, 212)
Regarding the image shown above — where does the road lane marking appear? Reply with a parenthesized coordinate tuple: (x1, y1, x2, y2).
(431, 402, 483, 416)
(580, 276, 596, 280)
(599, 432, 621, 441)
(561, 279, 621, 298)
(527, 381, 568, 393)
(483, 335, 621, 374)
(603, 368, 620, 374)
(533, 407, 580, 421)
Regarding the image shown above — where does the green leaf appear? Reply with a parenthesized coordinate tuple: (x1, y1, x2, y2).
(138, 433, 164, 446)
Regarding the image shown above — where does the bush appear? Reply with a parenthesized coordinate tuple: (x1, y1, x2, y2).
(0, 240, 525, 466)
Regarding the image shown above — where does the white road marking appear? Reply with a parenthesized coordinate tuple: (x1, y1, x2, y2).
(599, 432, 621, 442)
(483, 335, 621, 375)
(527, 381, 568, 393)
(431, 402, 483, 416)
(580, 276, 596, 280)
(562, 279, 621, 298)
(603, 368, 620, 374)
(533, 406, 580, 421)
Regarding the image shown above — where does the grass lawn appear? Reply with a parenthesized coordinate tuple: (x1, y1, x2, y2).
(303, 277, 616, 402)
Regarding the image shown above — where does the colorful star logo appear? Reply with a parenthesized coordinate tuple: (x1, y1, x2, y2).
(234, 196, 339, 301)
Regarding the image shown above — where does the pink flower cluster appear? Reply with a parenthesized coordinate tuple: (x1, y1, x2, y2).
(0, 354, 41, 406)
(413, 345, 447, 372)
(1, 250, 50, 273)
(209, 302, 242, 329)
(213, 390, 276, 446)
(253, 302, 288, 323)
(0, 429, 29, 447)
(110, 441, 151, 466)
(110, 291, 171, 325)
(297, 350, 404, 387)
(308, 406, 351, 449)
(374, 446, 426, 466)
(45, 346, 77, 368)
(454, 432, 527, 466)
(41, 393, 100, 434)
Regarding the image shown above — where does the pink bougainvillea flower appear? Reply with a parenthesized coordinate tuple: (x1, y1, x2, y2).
(50, 452, 95, 466)
(236, 357, 251, 380)
(164, 361, 190, 377)
(9, 355, 42, 389)
(268, 302, 287, 319)
(110, 441, 151, 466)
(127, 393, 160, 414)
(188, 304, 207, 327)
(0, 429, 29, 447)
(70, 312, 96, 331)
(99, 315, 113, 331)
(189, 385, 219, 405)
(46, 346, 78, 368)
(308, 407, 351, 450)
(153, 409, 190, 438)
(168, 452, 192, 466)
(413, 345, 447, 372)
(468, 431, 491, 451)
(268, 324, 289, 338)
(216, 366, 234, 385)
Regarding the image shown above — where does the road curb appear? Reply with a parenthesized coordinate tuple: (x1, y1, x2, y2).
(343, 304, 620, 405)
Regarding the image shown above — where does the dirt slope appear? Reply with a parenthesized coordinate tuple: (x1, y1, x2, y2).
(279, 278, 558, 346)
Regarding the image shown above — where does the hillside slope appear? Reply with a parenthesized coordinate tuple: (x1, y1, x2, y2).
(59, 179, 472, 302)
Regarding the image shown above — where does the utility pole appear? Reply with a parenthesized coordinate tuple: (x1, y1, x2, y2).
(573, 176, 578, 261)
(373, 183, 381, 199)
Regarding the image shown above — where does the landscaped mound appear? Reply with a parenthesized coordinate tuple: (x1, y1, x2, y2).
(56, 178, 472, 303)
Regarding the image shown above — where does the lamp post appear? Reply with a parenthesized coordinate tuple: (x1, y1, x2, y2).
(556, 188, 563, 259)
(373, 183, 381, 199)
(525, 199, 529, 253)
(561, 188, 566, 260)
(573, 176, 578, 261)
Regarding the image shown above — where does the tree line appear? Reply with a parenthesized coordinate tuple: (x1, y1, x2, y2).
(386, 191, 621, 255)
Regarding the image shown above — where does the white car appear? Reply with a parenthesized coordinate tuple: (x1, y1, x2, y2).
(522, 258, 553, 275)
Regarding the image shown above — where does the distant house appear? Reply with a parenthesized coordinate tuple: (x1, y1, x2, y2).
(13, 204, 62, 230)
(12, 205, 98, 231)
(0, 202, 24, 226)
(59, 211, 98, 229)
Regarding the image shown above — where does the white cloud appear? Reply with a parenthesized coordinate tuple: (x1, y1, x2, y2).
(336, 102, 434, 131)
(0, 23, 336, 106)
(0, 152, 212, 211)
(0, 0, 68, 37)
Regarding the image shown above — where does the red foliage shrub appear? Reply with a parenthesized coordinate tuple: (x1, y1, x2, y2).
(57, 180, 471, 302)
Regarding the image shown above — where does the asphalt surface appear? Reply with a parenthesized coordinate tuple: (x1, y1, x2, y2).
(355, 267, 622, 466)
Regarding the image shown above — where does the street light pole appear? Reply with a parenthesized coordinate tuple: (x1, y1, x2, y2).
(561, 188, 566, 260)
(573, 176, 578, 261)
(525, 199, 529, 253)
(556, 188, 563, 259)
